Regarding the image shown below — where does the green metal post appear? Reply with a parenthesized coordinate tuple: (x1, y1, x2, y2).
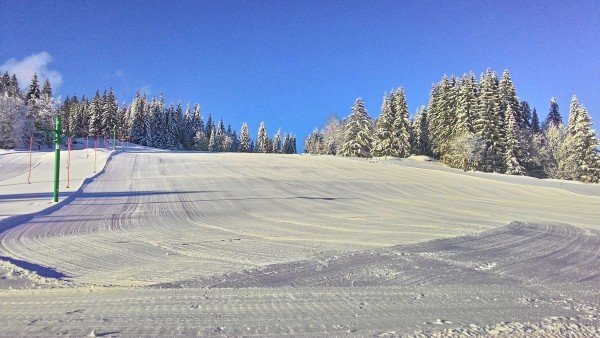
(112, 127, 116, 150)
(53, 115, 61, 203)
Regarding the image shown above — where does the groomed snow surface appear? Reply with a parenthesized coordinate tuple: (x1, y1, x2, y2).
(0, 147, 599, 337)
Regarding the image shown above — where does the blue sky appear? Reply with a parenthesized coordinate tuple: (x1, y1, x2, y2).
(1, 1, 599, 143)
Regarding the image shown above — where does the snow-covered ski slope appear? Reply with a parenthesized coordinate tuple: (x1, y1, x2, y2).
(0, 148, 599, 336)
(0, 148, 597, 286)
(0, 148, 110, 221)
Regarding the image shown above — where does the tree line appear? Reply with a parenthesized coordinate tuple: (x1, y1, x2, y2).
(304, 69, 600, 183)
(0, 72, 297, 154)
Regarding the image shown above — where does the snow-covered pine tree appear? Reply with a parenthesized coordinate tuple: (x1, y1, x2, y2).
(531, 108, 540, 133)
(88, 91, 103, 138)
(65, 96, 78, 136)
(239, 122, 251, 152)
(498, 69, 522, 127)
(128, 93, 147, 145)
(9, 74, 19, 97)
(76, 96, 90, 138)
(25, 73, 41, 104)
(256, 121, 269, 153)
(456, 73, 478, 135)
(181, 103, 194, 149)
(102, 89, 118, 137)
(272, 128, 282, 153)
(520, 101, 532, 128)
(205, 114, 214, 137)
(339, 98, 373, 157)
(392, 87, 412, 157)
(411, 106, 430, 155)
(164, 102, 176, 149)
(321, 115, 343, 155)
(504, 105, 527, 175)
(41, 79, 52, 99)
(475, 69, 503, 172)
(0, 93, 26, 149)
(208, 126, 219, 152)
(562, 98, 600, 182)
(372, 93, 397, 157)
(427, 76, 457, 158)
(192, 104, 206, 150)
(543, 97, 562, 130)
(216, 119, 226, 151)
(0, 72, 10, 94)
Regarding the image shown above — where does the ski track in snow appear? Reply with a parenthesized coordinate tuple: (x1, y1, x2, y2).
(0, 149, 599, 336)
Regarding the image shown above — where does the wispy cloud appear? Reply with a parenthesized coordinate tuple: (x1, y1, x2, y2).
(138, 84, 153, 95)
(0, 51, 63, 90)
(114, 69, 124, 77)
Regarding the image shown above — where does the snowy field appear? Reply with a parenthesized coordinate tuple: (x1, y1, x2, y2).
(0, 148, 599, 336)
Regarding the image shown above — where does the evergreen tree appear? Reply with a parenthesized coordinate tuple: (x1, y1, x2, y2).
(427, 76, 457, 158)
(531, 108, 540, 133)
(41, 79, 52, 99)
(88, 91, 103, 137)
(102, 89, 118, 136)
(128, 93, 147, 145)
(208, 127, 219, 152)
(372, 93, 397, 157)
(216, 119, 226, 151)
(25, 73, 40, 104)
(0, 94, 27, 149)
(543, 97, 562, 129)
(498, 69, 521, 127)
(339, 98, 373, 157)
(411, 106, 430, 155)
(391, 88, 412, 157)
(272, 128, 282, 153)
(181, 104, 195, 149)
(256, 121, 269, 153)
(205, 114, 214, 137)
(0, 72, 10, 94)
(455, 73, 478, 135)
(504, 105, 527, 175)
(520, 101, 532, 128)
(321, 115, 343, 155)
(562, 99, 600, 182)
(475, 69, 503, 172)
(9, 74, 19, 97)
(239, 122, 251, 152)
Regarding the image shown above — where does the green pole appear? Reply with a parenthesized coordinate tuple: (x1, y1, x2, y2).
(53, 115, 61, 203)
(113, 127, 116, 150)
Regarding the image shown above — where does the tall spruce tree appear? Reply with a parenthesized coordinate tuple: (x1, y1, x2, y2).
(455, 73, 478, 135)
(544, 97, 562, 129)
(339, 98, 373, 157)
(498, 69, 521, 127)
(239, 122, 251, 152)
(88, 91, 103, 137)
(256, 121, 269, 153)
(504, 105, 527, 175)
(562, 98, 600, 182)
(520, 101, 532, 128)
(411, 106, 430, 155)
(272, 129, 282, 153)
(372, 93, 397, 157)
(391, 88, 412, 157)
(531, 108, 540, 133)
(475, 69, 503, 172)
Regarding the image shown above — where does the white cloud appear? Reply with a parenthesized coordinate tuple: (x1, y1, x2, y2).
(138, 84, 153, 95)
(114, 69, 124, 77)
(0, 51, 63, 91)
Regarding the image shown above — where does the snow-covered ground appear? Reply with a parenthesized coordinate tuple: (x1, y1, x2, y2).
(0, 149, 598, 336)
(0, 146, 111, 221)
